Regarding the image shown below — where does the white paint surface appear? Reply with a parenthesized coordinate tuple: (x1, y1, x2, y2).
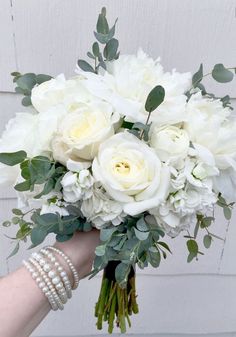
(0, 1, 236, 336)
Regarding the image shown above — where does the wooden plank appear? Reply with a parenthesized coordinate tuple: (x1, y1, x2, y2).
(32, 274, 236, 336)
(0, 0, 17, 92)
(10, 0, 236, 96)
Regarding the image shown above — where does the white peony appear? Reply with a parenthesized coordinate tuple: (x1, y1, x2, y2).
(51, 100, 120, 163)
(31, 74, 90, 113)
(79, 49, 191, 125)
(150, 125, 189, 166)
(81, 183, 124, 228)
(61, 170, 94, 203)
(92, 132, 170, 215)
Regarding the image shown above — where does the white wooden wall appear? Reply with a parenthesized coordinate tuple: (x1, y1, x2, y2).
(1, 1, 236, 336)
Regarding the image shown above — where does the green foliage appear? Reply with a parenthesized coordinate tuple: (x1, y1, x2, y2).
(145, 85, 165, 113)
(217, 195, 234, 220)
(11, 72, 52, 107)
(212, 64, 234, 83)
(186, 63, 236, 110)
(0, 151, 27, 166)
(92, 215, 171, 287)
(192, 63, 203, 88)
(77, 7, 119, 74)
(13, 155, 66, 198)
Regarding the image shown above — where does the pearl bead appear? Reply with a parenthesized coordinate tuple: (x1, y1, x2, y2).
(60, 271, 66, 277)
(36, 277, 41, 283)
(32, 272, 38, 279)
(39, 282, 46, 288)
(56, 282, 63, 289)
(43, 264, 51, 272)
(39, 259, 46, 266)
(48, 271, 56, 278)
(57, 266, 63, 272)
(52, 277, 60, 285)
(42, 287, 49, 293)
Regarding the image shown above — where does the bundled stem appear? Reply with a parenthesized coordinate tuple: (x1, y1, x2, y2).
(95, 262, 139, 333)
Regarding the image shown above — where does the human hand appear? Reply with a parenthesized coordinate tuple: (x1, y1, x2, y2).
(54, 229, 100, 281)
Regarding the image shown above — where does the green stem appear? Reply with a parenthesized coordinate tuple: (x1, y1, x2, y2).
(108, 289, 117, 334)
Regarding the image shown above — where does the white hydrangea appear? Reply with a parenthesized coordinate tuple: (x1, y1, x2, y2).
(81, 183, 124, 229)
(61, 169, 94, 203)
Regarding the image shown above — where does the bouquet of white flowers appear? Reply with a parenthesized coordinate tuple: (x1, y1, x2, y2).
(1, 7, 236, 333)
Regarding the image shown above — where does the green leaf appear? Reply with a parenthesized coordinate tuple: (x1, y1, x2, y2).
(77, 59, 95, 73)
(203, 234, 212, 249)
(95, 244, 106, 256)
(2, 220, 11, 227)
(56, 233, 73, 242)
(158, 241, 172, 253)
(34, 178, 55, 199)
(96, 7, 109, 34)
(136, 218, 148, 232)
(31, 227, 47, 246)
(212, 64, 234, 83)
(187, 252, 196, 263)
(148, 249, 161, 268)
(100, 227, 117, 241)
(0, 150, 27, 166)
(186, 239, 198, 255)
(145, 85, 165, 113)
(92, 42, 100, 57)
(14, 180, 31, 192)
(115, 262, 130, 288)
(22, 95, 32, 106)
(16, 73, 37, 91)
(87, 52, 95, 60)
(7, 242, 20, 259)
(36, 74, 52, 84)
(134, 227, 149, 241)
(223, 206, 232, 220)
(192, 63, 203, 87)
(200, 216, 214, 228)
(103, 38, 119, 61)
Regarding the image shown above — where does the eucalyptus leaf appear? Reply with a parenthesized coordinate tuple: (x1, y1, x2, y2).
(223, 207, 232, 220)
(31, 227, 47, 246)
(7, 242, 20, 259)
(14, 180, 31, 192)
(145, 85, 165, 113)
(203, 234, 212, 249)
(92, 42, 100, 57)
(0, 150, 27, 166)
(96, 7, 109, 34)
(115, 262, 130, 287)
(212, 64, 234, 83)
(103, 38, 119, 60)
(22, 96, 32, 106)
(186, 239, 198, 255)
(77, 60, 95, 73)
(192, 63, 203, 87)
(134, 227, 149, 241)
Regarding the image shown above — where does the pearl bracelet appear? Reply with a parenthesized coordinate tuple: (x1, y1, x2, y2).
(28, 257, 64, 310)
(40, 248, 72, 299)
(23, 260, 58, 311)
(31, 252, 68, 304)
(45, 246, 80, 290)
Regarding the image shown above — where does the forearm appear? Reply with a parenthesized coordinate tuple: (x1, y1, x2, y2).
(0, 266, 50, 337)
(0, 230, 99, 337)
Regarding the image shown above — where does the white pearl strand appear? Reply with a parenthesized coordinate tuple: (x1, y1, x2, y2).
(22, 260, 58, 311)
(31, 252, 68, 305)
(28, 257, 64, 310)
(46, 246, 80, 290)
(40, 248, 72, 299)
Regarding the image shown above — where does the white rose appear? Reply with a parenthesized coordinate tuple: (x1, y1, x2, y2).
(80, 49, 191, 125)
(61, 170, 94, 203)
(92, 132, 170, 215)
(51, 101, 120, 162)
(81, 183, 124, 228)
(150, 125, 189, 165)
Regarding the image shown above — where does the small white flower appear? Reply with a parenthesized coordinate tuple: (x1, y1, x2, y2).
(61, 170, 94, 203)
(81, 184, 124, 229)
(150, 125, 189, 166)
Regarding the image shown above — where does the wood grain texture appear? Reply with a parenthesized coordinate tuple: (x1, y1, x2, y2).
(1, 0, 235, 96)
